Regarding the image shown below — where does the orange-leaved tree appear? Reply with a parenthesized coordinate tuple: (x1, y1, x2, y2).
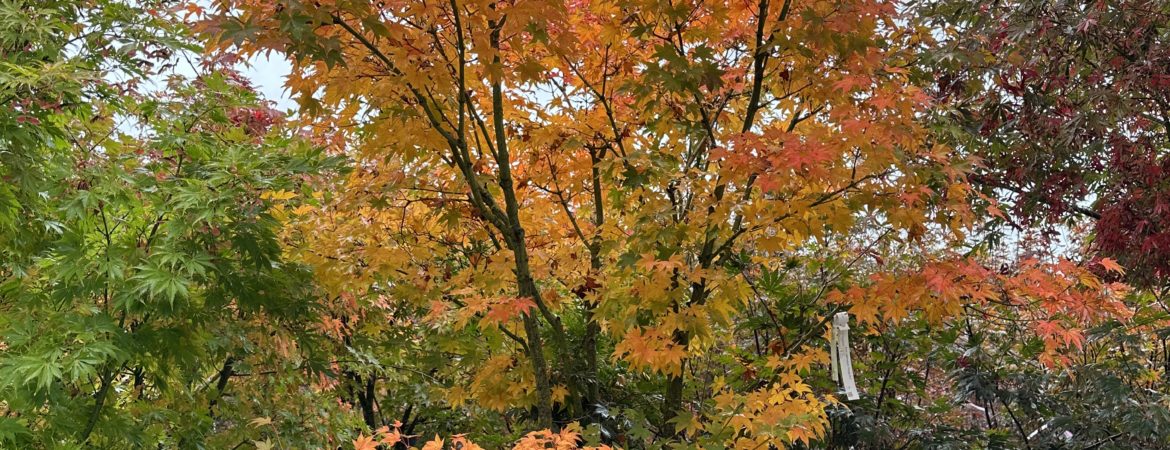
(200, 0, 983, 445)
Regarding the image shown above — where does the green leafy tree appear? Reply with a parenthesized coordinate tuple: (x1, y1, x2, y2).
(0, 2, 351, 447)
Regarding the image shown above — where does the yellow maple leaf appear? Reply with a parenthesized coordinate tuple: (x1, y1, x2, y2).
(551, 385, 569, 405)
(261, 189, 297, 201)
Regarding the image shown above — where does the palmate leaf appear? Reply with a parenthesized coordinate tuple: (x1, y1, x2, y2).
(0, 417, 31, 445)
(9, 353, 63, 393)
(132, 260, 192, 307)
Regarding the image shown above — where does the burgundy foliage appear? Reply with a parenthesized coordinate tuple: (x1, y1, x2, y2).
(928, 0, 1170, 284)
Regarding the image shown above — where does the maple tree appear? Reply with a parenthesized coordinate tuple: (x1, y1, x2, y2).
(921, 0, 1170, 287)
(898, 0, 1170, 446)
(0, 2, 355, 447)
(198, 0, 1002, 445)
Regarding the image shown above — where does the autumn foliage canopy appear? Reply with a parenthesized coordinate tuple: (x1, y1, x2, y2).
(3, 0, 1170, 448)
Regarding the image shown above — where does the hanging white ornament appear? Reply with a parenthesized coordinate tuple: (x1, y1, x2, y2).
(830, 311, 860, 400)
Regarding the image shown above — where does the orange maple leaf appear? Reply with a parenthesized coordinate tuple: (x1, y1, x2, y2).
(483, 296, 537, 326)
(352, 434, 378, 450)
(420, 435, 444, 450)
(788, 425, 816, 446)
(1098, 257, 1126, 275)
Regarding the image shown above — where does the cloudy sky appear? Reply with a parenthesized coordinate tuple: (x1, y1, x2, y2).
(240, 54, 295, 111)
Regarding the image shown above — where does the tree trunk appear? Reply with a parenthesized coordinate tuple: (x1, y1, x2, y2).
(661, 331, 688, 437)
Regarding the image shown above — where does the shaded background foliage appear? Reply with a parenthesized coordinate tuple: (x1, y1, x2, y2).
(921, 0, 1170, 286)
(906, 0, 1170, 448)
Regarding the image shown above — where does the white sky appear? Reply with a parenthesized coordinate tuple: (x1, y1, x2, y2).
(240, 54, 295, 112)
